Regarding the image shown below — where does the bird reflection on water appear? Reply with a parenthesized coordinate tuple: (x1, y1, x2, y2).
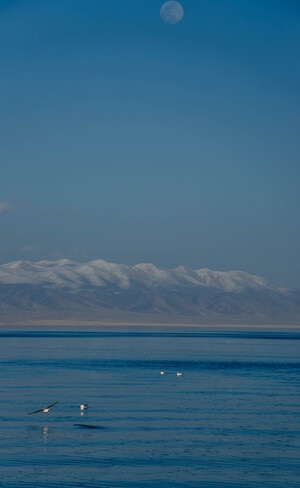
(26, 425, 50, 443)
(42, 426, 49, 443)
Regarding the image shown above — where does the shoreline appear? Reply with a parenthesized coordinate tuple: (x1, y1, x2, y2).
(0, 320, 299, 331)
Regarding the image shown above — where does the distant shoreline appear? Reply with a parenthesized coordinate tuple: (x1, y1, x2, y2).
(0, 319, 299, 331)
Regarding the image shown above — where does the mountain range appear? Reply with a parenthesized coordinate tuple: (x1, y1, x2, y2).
(0, 259, 299, 326)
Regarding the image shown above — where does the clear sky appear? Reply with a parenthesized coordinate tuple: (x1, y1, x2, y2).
(1, 0, 299, 288)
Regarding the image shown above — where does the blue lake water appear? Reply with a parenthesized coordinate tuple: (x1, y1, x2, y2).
(0, 327, 299, 487)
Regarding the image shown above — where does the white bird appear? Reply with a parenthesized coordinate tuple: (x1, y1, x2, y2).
(176, 372, 183, 376)
(80, 403, 88, 411)
(27, 401, 58, 415)
(160, 371, 166, 375)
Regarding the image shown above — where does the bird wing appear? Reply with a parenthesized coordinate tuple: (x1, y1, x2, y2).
(27, 401, 58, 415)
(46, 400, 58, 409)
(27, 407, 44, 415)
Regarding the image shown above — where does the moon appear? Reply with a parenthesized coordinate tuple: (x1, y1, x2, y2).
(160, 1, 184, 25)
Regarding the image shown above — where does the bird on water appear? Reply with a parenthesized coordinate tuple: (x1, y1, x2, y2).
(80, 403, 88, 411)
(27, 401, 58, 415)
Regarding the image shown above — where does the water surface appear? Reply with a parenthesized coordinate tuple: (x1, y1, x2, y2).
(0, 327, 299, 487)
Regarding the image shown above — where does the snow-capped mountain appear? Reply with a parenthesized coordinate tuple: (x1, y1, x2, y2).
(0, 259, 289, 293)
(0, 259, 299, 325)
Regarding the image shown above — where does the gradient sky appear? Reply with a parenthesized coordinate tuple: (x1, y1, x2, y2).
(1, 0, 299, 288)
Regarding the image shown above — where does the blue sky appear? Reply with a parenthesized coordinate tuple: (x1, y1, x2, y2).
(1, 0, 299, 288)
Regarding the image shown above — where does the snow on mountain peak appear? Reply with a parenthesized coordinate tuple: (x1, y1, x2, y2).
(0, 259, 290, 294)
(195, 268, 288, 293)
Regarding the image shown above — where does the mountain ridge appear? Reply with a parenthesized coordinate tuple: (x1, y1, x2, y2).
(0, 259, 299, 326)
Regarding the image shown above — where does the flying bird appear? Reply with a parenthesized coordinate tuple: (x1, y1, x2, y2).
(27, 401, 58, 415)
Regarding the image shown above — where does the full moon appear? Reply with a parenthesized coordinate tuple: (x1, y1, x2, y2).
(160, 1, 184, 25)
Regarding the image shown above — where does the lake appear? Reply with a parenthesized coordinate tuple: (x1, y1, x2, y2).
(0, 326, 299, 487)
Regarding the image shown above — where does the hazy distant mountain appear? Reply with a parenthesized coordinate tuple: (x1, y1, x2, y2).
(0, 259, 299, 326)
